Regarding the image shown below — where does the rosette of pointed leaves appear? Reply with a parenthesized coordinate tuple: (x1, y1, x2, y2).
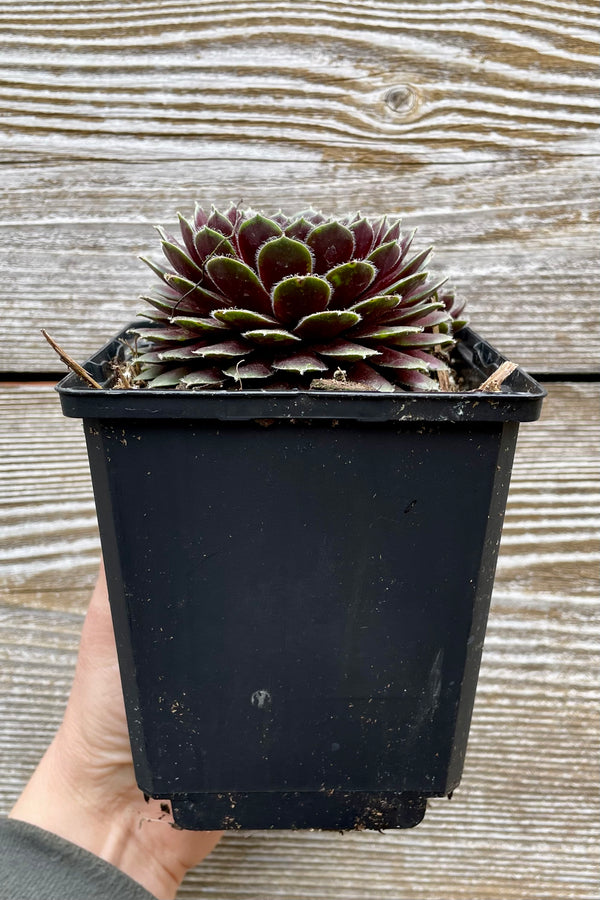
(132, 205, 467, 392)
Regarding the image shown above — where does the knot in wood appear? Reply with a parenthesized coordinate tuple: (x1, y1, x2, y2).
(384, 84, 420, 119)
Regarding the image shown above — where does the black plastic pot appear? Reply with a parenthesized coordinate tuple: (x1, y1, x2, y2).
(57, 325, 544, 831)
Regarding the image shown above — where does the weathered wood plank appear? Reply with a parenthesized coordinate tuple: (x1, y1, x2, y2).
(0, 0, 597, 162)
(0, 381, 598, 898)
(1, 156, 599, 374)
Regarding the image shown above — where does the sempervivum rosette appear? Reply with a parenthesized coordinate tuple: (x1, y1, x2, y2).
(132, 205, 467, 392)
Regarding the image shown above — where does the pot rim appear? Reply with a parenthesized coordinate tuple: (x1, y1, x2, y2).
(56, 323, 546, 423)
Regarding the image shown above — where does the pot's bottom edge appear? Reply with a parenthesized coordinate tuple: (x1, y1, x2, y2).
(162, 790, 429, 831)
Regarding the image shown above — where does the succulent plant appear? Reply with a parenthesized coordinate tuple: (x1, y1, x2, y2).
(132, 204, 467, 392)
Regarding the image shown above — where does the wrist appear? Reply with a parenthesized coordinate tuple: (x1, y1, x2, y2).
(10, 731, 186, 899)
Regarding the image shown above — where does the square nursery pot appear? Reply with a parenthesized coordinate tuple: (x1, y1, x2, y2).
(57, 325, 545, 831)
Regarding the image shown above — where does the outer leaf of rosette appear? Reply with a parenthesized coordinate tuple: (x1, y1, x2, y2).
(294, 310, 361, 341)
(326, 261, 376, 308)
(306, 222, 355, 274)
(257, 237, 313, 292)
(131, 325, 197, 343)
(242, 329, 302, 348)
(181, 368, 227, 388)
(396, 369, 441, 392)
(370, 347, 429, 370)
(350, 324, 423, 344)
(349, 294, 400, 320)
(205, 257, 272, 316)
(367, 239, 402, 273)
(271, 275, 331, 325)
(237, 214, 283, 268)
(193, 339, 251, 359)
(312, 340, 380, 362)
(160, 239, 205, 283)
(164, 273, 229, 313)
(390, 331, 454, 349)
(171, 316, 229, 336)
(213, 308, 278, 330)
(145, 367, 191, 388)
(348, 362, 395, 393)
(272, 352, 329, 375)
(223, 361, 273, 381)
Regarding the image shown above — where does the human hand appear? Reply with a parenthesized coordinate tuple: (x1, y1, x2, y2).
(10, 562, 222, 899)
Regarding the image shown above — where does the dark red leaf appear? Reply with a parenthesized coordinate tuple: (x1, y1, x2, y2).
(205, 257, 272, 315)
(238, 214, 283, 267)
(306, 222, 355, 274)
(257, 236, 313, 291)
(326, 261, 376, 308)
(271, 275, 331, 324)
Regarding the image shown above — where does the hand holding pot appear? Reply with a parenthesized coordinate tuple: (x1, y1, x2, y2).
(10, 562, 222, 899)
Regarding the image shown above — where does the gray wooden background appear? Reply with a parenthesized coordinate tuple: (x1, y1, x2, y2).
(1, 2, 599, 898)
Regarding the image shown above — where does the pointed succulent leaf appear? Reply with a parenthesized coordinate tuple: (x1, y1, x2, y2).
(294, 309, 361, 340)
(326, 261, 376, 308)
(194, 205, 209, 229)
(135, 350, 165, 364)
(161, 240, 205, 282)
(351, 324, 422, 343)
(395, 245, 433, 280)
(181, 368, 227, 387)
(223, 361, 272, 381)
(172, 315, 229, 335)
(312, 340, 380, 361)
(396, 369, 441, 392)
(373, 217, 394, 247)
(402, 277, 449, 307)
(257, 236, 313, 291)
(194, 227, 235, 263)
(390, 299, 445, 322)
(238, 214, 283, 267)
(243, 328, 302, 347)
(407, 310, 453, 329)
(164, 273, 228, 310)
(205, 257, 272, 315)
(213, 308, 278, 330)
(383, 219, 402, 243)
(271, 275, 331, 324)
(207, 206, 235, 236)
(159, 342, 209, 361)
(132, 326, 195, 342)
(404, 349, 450, 371)
(140, 255, 172, 285)
(384, 271, 429, 297)
(284, 217, 313, 241)
(306, 222, 355, 274)
(134, 365, 165, 383)
(349, 294, 401, 319)
(146, 367, 192, 388)
(349, 218, 374, 259)
(137, 307, 171, 323)
(272, 352, 329, 375)
(349, 362, 395, 392)
(194, 339, 251, 359)
(367, 239, 401, 273)
(391, 331, 454, 349)
(177, 213, 199, 260)
(371, 347, 429, 370)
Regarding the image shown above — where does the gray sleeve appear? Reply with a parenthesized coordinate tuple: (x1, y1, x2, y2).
(0, 817, 156, 899)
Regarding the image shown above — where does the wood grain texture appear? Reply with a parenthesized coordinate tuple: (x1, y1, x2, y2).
(0, 0, 597, 163)
(0, 382, 598, 899)
(1, 155, 599, 374)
